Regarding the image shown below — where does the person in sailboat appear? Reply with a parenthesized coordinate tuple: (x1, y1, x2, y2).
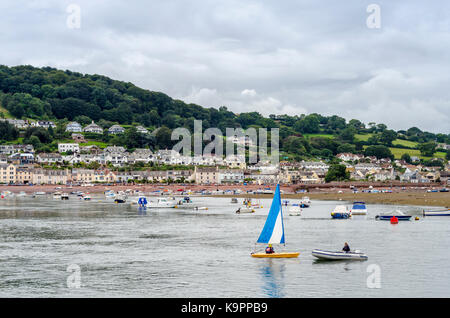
(342, 242, 350, 253)
(265, 244, 275, 254)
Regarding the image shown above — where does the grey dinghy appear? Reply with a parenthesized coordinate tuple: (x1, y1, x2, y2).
(312, 249, 368, 261)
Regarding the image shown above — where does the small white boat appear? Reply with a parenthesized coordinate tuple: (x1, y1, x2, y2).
(350, 202, 367, 215)
(147, 198, 176, 208)
(16, 191, 27, 197)
(301, 196, 311, 205)
(194, 206, 208, 211)
(61, 193, 69, 200)
(176, 196, 196, 208)
(236, 206, 255, 214)
(423, 208, 450, 216)
(53, 191, 62, 199)
(312, 249, 368, 261)
(32, 191, 46, 197)
(82, 194, 91, 201)
(288, 204, 302, 216)
(331, 205, 351, 219)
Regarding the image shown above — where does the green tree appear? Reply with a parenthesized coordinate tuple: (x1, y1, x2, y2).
(325, 164, 350, 182)
(418, 142, 437, 157)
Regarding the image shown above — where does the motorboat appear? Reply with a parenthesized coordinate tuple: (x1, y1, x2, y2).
(312, 249, 368, 261)
(16, 191, 27, 197)
(105, 190, 116, 200)
(301, 196, 311, 205)
(32, 191, 46, 198)
(331, 205, 351, 219)
(53, 191, 62, 199)
(350, 201, 367, 215)
(82, 193, 91, 201)
(61, 193, 69, 200)
(288, 204, 302, 216)
(231, 198, 238, 204)
(176, 196, 196, 208)
(423, 208, 450, 216)
(147, 197, 176, 208)
(375, 210, 412, 221)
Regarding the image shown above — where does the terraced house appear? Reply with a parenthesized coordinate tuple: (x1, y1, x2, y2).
(0, 164, 16, 184)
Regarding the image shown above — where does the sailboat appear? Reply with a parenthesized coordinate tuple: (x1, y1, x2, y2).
(251, 184, 300, 258)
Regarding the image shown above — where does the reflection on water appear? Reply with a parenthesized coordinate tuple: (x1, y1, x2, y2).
(260, 260, 286, 298)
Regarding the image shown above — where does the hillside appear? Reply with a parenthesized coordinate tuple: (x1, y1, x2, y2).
(0, 65, 449, 165)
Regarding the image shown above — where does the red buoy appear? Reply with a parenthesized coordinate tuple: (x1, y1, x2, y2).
(390, 216, 398, 224)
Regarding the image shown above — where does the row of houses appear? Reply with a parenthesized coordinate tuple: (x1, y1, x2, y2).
(0, 119, 56, 129)
(66, 121, 148, 135)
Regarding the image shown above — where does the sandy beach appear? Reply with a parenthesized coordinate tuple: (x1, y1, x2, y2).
(1, 183, 448, 207)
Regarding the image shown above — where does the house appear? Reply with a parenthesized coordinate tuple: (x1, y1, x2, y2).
(8, 153, 34, 165)
(71, 133, 86, 143)
(80, 145, 101, 154)
(0, 164, 16, 184)
(300, 161, 329, 171)
(36, 153, 63, 164)
(166, 170, 194, 182)
(15, 167, 33, 184)
(127, 149, 154, 164)
(194, 166, 220, 184)
(83, 121, 103, 134)
(108, 125, 125, 134)
(336, 153, 364, 162)
(32, 169, 68, 185)
(58, 143, 80, 153)
(65, 122, 82, 132)
(31, 121, 56, 129)
(224, 155, 246, 169)
(136, 126, 149, 134)
(104, 146, 126, 154)
(219, 169, 244, 184)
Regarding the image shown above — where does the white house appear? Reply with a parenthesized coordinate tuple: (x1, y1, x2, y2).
(108, 125, 125, 134)
(83, 121, 103, 134)
(65, 122, 82, 132)
(58, 143, 80, 153)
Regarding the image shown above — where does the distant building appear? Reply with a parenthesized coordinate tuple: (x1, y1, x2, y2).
(136, 126, 149, 134)
(108, 125, 125, 134)
(71, 133, 86, 143)
(58, 143, 80, 153)
(66, 122, 82, 132)
(83, 121, 103, 134)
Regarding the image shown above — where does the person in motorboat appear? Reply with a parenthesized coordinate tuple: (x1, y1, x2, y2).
(265, 244, 275, 254)
(342, 242, 350, 253)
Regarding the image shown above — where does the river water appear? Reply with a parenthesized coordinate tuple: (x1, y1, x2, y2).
(0, 195, 449, 297)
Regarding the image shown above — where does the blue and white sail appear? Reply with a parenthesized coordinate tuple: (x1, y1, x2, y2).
(256, 184, 285, 245)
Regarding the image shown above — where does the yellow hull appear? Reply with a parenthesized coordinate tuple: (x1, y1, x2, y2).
(251, 252, 300, 258)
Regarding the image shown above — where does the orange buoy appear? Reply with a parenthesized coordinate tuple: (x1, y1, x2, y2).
(390, 216, 398, 224)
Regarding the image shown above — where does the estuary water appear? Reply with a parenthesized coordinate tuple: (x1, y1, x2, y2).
(0, 195, 449, 298)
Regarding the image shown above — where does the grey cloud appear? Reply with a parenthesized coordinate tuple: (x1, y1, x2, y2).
(0, 0, 449, 133)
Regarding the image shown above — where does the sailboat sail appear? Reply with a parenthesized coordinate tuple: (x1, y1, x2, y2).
(257, 184, 285, 245)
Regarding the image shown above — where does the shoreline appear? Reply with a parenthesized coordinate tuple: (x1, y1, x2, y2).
(1, 184, 449, 207)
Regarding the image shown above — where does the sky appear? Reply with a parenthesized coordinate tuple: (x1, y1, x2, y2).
(0, 0, 449, 133)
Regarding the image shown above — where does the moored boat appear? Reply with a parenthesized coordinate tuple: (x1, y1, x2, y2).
(375, 210, 411, 221)
(312, 249, 368, 261)
(288, 204, 302, 216)
(423, 208, 450, 216)
(350, 201, 367, 215)
(147, 197, 176, 208)
(331, 205, 351, 219)
(61, 193, 69, 200)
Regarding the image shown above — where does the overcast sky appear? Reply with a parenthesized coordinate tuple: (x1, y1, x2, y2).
(0, 0, 449, 133)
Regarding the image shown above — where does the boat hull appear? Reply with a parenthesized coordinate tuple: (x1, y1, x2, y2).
(312, 249, 368, 261)
(251, 252, 300, 258)
(331, 213, 351, 219)
(423, 209, 450, 216)
(375, 215, 411, 221)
